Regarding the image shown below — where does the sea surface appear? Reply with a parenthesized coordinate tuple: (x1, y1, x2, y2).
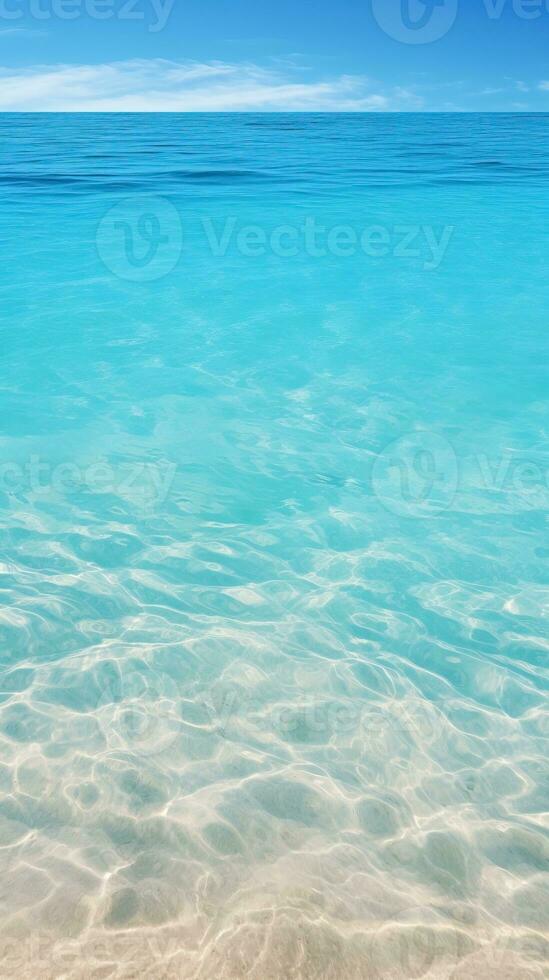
(0, 113, 548, 978)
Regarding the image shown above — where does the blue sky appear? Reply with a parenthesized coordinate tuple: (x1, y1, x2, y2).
(1, 0, 549, 110)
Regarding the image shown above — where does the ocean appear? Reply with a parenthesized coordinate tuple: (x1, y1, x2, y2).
(0, 112, 548, 978)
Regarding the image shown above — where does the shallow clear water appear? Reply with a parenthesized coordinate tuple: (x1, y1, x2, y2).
(0, 113, 548, 978)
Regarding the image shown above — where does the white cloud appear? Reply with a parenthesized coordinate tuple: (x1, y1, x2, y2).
(392, 86, 424, 107)
(539, 80, 549, 90)
(0, 27, 46, 35)
(0, 59, 422, 111)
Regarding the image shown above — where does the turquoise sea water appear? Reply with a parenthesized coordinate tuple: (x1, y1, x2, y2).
(0, 113, 548, 978)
